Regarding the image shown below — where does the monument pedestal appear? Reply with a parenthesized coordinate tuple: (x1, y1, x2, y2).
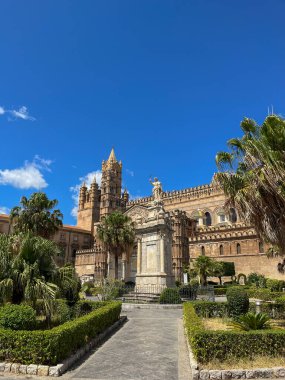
(125, 204, 175, 293)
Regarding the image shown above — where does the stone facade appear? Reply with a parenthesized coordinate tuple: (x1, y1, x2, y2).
(2, 149, 284, 282)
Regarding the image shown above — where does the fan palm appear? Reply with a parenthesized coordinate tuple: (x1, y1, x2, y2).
(215, 115, 285, 255)
(228, 312, 272, 331)
(10, 192, 63, 238)
(97, 212, 135, 279)
(192, 255, 217, 286)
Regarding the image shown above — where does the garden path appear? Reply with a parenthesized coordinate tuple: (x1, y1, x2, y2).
(64, 307, 191, 380)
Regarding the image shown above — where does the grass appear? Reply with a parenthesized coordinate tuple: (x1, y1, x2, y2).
(202, 317, 285, 331)
(201, 356, 285, 370)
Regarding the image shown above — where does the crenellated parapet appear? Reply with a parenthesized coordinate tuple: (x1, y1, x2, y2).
(127, 183, 223, 207)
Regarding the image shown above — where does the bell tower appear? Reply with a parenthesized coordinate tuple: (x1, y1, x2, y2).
(100, 148, 123, 218)
(77, 176, 100, 233)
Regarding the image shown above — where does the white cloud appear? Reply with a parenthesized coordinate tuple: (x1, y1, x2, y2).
(0, 206, 10, 215)
(0, 105, 35, 121)
(126, 168, 134, 177)
(70, 170, 102, 219)
(0, 156, 52, 190)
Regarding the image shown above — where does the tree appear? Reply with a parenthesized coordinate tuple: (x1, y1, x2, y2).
(10, 192, 63, 238)
(192, 256, 217, 286)
(215, 115, 285, 255)
(213, 261, 235, 285)
(0, 233, 79, 316)
(97, 212, 135, 279)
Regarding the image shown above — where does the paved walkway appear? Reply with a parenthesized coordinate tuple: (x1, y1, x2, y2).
(64, 307, 191, 380)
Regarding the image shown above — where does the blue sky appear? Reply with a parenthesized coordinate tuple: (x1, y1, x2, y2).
(0, 0, 284, 225)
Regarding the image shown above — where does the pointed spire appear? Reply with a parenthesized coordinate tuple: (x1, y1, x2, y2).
(92, 176, 97, 184)
(107, 148, 117, 163)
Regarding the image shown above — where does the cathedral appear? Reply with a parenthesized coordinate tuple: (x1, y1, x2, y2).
(0, 148, 283, 283)
(74, 149, 283, 282)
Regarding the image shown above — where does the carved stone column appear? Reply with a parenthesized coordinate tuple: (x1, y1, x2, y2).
(160, 234, 165, 273)
(137, 238, 142, 274)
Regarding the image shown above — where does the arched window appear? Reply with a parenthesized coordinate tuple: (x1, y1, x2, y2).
(204, 212, 212, 226)
(201, 246, 205, 256)
(229, 208, 237, 223)
(259, 241, 264, 253)
(219, 245, 224, 255)
(236, 243, 241, 254)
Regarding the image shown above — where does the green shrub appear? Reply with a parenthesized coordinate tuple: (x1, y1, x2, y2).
(71, 300, 109, 318)
(228, 312, 272, 331)
(193, 301, 228, 318)
(0, 301, 121, 365)
(249, 301, 285, 319)
(159, 288, 181, 304)
(246, 288, 283, 301)
(266, 278, 285, 292)
(52, 299, 71, 324)
(227, 287, 249, 318)
(214, 287, 227, 296)
(0, 304, 36, 331)
(247, 273, 266, 287)
(183, 302, 285, 364)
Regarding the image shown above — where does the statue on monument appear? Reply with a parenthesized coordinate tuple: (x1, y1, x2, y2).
(149, 177, 163, 204)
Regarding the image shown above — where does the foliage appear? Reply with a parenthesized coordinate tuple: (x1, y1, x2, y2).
(193, 301, 228, 318)
(247, 273, 266, 288)
(97, 212, 135, 279)
(183, 302, 285, 364)
(245, 287, 283, 301)
(0, 301, 121, 365)
(192, 256, 217, 286)
(215, 115, 285, 255)
(0, 233, 79, 318)
(71, 300, 109, 318)
(228, 312, 272, 331)
(213, 261, 235, 284)
(159, 288, 182, 304)
(227, 286, 249, 318)
(10, 192, 63, 238)
(0, 304, 36, 330)
(266, 278, 285, 292)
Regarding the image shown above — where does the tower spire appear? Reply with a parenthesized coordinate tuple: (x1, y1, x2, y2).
(107, 148, 117, 163)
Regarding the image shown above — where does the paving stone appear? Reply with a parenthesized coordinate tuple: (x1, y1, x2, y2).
(231, 370, 246, 379)
(19, 365, 27, 374)
(222, 370, 233, 380)
(274, 367, 285, 377)
(37, 365, 49, 376)
(11, 363, 20, 373)
(200, 370, 210, 380)
(4, 363, 12, 372)
(27, 364, 38, 375)
(209, 370, 222, 380)
(67, 308, 184, 380)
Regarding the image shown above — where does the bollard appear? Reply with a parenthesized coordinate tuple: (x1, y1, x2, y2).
(256, 300, 261, 313)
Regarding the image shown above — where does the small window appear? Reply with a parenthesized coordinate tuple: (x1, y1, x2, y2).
(73, 235, 78, 242)
(237, 243, 241, 254)
(204, 212, 212, 226)
(229, 208, 237, 223)
(219, 245, 224, 255)
(201, 246, 205, 256)
(219, 214, 226, 223)
(60, 233, 65, 241)
(259, 242, 264, 253)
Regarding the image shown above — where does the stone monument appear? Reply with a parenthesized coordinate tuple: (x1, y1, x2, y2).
(125, 177, 174, 291)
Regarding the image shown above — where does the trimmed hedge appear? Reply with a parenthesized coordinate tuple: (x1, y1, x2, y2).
(183, 302, 285, 364)
(227, 287, 249, 318)
(159, 288, 181, 304)
(0, 301, 121, 365)
(0, 305, 36, 331)
(246, 288, 283, 301)
(192, 301, 228, 318)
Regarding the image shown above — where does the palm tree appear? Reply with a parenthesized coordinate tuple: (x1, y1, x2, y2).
(192, 256, 217, 286)
(10, 192, 63, 238)
(215, 115, 285, 255)
(0, 233, 79, 316)
(97, 212, 135, 280)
